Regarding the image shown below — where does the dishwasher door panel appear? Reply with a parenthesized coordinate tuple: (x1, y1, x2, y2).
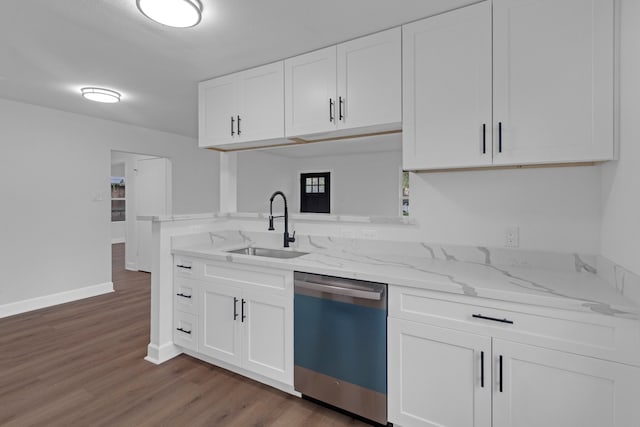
(294, 293, 387, 393)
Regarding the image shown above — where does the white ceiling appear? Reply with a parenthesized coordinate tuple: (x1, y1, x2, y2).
(0, 0, 476, 138)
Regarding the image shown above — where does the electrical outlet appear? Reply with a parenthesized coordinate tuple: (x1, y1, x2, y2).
(505, 226, 520, 248)
(341, 228, 356, 238)
(362, 229, 378, 239)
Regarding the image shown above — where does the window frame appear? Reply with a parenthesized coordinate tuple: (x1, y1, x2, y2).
(298, 170, 333, 214)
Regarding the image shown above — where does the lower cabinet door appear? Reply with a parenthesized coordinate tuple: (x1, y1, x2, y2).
(241, 290, 292, 385)
(199, 282, 242, 366)
(492, 339, 640, 427)
(388, 318, 491, 427)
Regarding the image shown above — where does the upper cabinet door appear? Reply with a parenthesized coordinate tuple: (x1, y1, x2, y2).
(337, 27, 401, 131)
(285, 46, 337, 137)
(237, 62, 285, 143)
(198, 74, 238, 147)
(493, 0, 614, 165)
(403, 2, 493, 170)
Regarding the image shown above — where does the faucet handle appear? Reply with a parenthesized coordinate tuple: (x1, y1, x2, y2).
(268, 215, 275, 231)
(289, 230, 296, 243)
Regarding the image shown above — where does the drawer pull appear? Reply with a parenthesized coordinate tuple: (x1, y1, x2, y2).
(176, 327, 192, 335)
(176, 293, 192, 299)
(241, 298, 246, 322)
(233, 297, 239, 320)
(176, 265, 192, 270)
(480, 351, 485, 388)
(499, 355, 504, 392)
(329, 98, 335, 122)
(482, 123, 486, 154)
(472, 314, 514, 325)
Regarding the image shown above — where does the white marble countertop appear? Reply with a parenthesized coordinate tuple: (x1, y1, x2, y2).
(171, 231, 639, 319)
(138, 211, 415, 225)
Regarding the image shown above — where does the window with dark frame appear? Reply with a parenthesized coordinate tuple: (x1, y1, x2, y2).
(300, 172, 330, 214)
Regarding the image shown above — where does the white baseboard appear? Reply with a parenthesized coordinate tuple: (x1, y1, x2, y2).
(0, 282, 114, 319)
(145, 342, 182, 364)
(111, 237, 125, 244)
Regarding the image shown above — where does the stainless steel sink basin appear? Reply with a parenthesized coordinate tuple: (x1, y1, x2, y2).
(226, 246, 308, 259)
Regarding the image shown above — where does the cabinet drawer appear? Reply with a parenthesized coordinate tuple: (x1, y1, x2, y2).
(174, 278, 199, 314)
(389, 286, 640, 366)
(174, 311, 198, 351)
(174, 256, 201, 278)
(202, 261, 291, 293)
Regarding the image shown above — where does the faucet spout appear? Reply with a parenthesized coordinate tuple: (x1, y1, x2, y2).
(269, 191, 295, 248)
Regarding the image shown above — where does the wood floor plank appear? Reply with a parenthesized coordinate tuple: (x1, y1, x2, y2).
(0, 243, 370, 426)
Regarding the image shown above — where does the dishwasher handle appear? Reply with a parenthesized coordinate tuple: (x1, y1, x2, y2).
(295, 279, 384, 301)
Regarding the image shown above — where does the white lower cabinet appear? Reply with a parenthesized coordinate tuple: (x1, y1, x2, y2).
(200, 282, 242, 365)
(493, 339, 640, 427)
(388, 319, 491, 427)
(173, 310, 198, 351)
(388, 286, 640, 427)
(241, 291, 290, 383)
(176, 257, 293, 387)
(199, 282, 291, 383)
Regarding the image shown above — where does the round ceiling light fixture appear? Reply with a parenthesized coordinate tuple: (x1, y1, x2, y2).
(136, 0, 202, 28)
(81, 87, 122, 103)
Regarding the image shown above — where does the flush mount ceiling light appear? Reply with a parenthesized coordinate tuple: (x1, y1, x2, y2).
(81, 87, 121, 103)
(137, 0, 203, 28)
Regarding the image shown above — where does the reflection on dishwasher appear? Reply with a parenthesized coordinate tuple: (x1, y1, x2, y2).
(294, 271, 388, 425)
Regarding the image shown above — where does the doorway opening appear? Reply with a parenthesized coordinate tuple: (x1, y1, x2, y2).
(110, 150, 172, 275)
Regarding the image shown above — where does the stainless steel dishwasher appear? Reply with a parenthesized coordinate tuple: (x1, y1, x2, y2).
(294, 271, 388, 425)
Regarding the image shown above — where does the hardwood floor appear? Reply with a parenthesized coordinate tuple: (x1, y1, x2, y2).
(0, 243, 368, 427)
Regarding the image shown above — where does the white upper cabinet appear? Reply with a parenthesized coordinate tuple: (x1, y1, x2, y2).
(237, 63, 285, 143)
(403, 1, 493, 170)
(403, 0, 614, 170)
(285, 27, 401, 139)
(284, 46, 337, 137)
(198, 61, 284, 148)
(337, 28, 402, 132)
(492, 0, 614, 165)
(198, 74, 238, 147)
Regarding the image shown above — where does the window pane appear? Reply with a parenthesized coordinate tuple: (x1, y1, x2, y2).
(306, 178, 312, 185)
(319, 177, 325, 185)
(318, 185, 325, 193)
(306, 185, 312, 193)
(312, 177, 318, 185)
(111, 200, 126, 222)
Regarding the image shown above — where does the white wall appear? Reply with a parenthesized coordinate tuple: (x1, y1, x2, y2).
(290, 151, 402, 217)
(0, 98, 219, 309)
(237, 149, 402, 216)
(600, 0, 640, 276)
(410, 166, 602, 253)
(235, 144, 600, 254)
(237, 151, 294, 213)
